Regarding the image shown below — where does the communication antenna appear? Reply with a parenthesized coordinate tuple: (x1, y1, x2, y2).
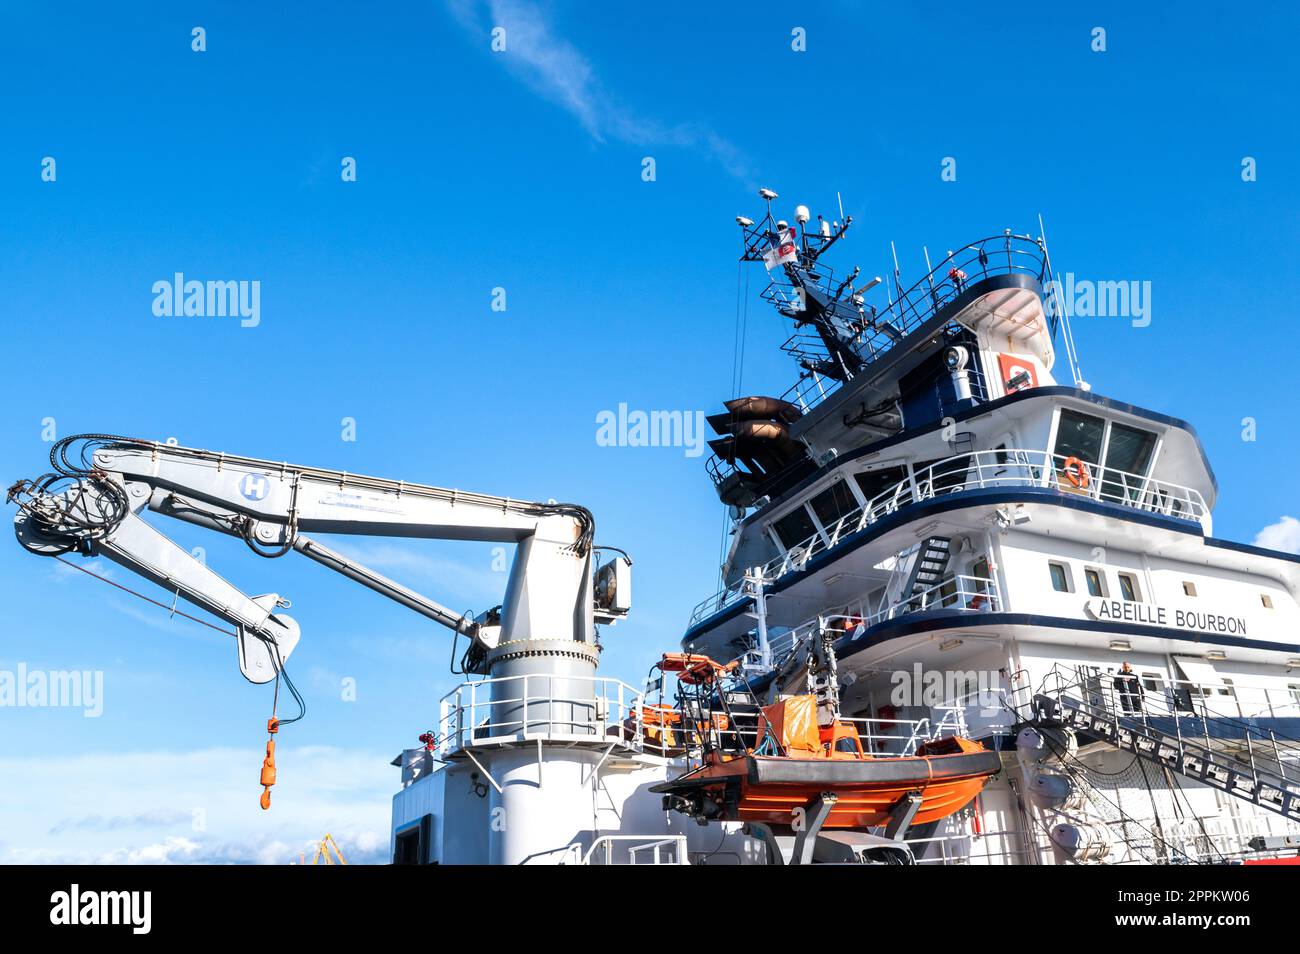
(1038, 213, 1086, 389)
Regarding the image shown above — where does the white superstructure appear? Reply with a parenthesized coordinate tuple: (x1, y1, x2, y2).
(391, 199, 1300, 865)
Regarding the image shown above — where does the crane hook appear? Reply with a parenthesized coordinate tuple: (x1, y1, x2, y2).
(259, 718, 279, 810)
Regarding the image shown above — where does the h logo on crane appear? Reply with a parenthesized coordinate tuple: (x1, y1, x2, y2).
(239, 473, 270, 502)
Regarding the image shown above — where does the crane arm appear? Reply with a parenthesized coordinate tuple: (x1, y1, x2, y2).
(10, 435, 630, 682)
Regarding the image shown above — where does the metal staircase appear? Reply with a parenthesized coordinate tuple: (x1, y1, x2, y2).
(902, 537, 953, 609)
(1035, 667, 1300, 824)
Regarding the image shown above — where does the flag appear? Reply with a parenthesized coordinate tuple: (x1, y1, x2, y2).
(762, 227, 798, 270)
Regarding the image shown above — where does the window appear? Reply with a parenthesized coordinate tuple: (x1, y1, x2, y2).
(1183, 581, 1198, 597)
(1117, 572, 1140, 602)
(1141, 673, 1164, 694)
(1262, 594, 1274, 609)
(1289, 684, 1300, 706)
(809, 480, 858, 530)
(1049, 562, 1071, 593)
(771, 506, 817, 550)
(854, 466, 907, 506)
(1085, 568, 1105, 597)
(1099, 423, 1157, 502)
(1054, 409, 1106, 465)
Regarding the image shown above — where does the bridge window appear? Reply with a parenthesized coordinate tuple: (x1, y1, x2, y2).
(1048, 562, 1071, 593)
(1099, 423, 1157, 502)
(810, 479, 859, 530)
(1054, 409, 1105, 465)
(854, 465, 908, 506)
(771, 505, 817, 550)
(1117, 572, 1141, 602)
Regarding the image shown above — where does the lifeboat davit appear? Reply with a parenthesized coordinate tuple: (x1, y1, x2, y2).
(650, 687, 1000, 830)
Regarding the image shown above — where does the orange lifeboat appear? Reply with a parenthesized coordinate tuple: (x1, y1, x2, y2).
(647, 657, 1000, 831)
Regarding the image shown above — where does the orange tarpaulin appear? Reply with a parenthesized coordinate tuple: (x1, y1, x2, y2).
(759, 695, 821, 757)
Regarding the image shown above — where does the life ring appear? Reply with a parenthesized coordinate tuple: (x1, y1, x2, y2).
(1062, 456, 1090, 489)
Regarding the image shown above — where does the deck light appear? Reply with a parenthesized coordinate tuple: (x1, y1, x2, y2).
(1108, 640, 1131, 652)
(1205, 650, 1227, 661)
(939, 639, 963, 652)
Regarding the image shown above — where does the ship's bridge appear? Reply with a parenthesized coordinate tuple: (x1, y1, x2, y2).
(707, 233, 1059, 511)
(685, 388, 1225, 659)
(782, 233, 1057, 461)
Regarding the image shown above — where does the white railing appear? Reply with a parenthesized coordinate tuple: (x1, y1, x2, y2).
(689, 448, 1209, 627)
(571, 835, 690, 866)
(650, 707, 970, 765)
(730, 576, 1001, 675)
(1045, 664, 1300, 728)
(777, 233, 1051, 415)
(431, 673, 645, 756)
(1043, 664, 1300, 791)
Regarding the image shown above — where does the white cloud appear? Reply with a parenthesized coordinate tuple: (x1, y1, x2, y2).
(0, 745, 395, 865)
(1253, 516, 1300, 554)
(447, 0, 750, 180)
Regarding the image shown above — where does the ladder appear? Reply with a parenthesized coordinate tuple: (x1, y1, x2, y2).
(1036, 674, 1300, 824)
(902, 537, 952, 608)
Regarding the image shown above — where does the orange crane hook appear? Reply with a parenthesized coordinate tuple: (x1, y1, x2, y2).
(259, 717, 279, 810)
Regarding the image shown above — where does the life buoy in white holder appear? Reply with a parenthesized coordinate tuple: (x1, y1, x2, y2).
(997, 353, 1039, 394)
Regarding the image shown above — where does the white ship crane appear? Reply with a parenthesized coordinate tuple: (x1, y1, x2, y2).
(8, 433, 635, 832)
(9, 434, 630, 684)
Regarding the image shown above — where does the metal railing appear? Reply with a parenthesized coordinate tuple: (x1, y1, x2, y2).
(1041, 664, 1300, 804)
(688, 447, 1209, 627)
(648, 705, 971, 765)
(431, 673, 646, 756)
(729, 577, 1000, 677)
(431, 666, 970, 764)
(572, 835, 689, 866)
(780, 233, 1050, 414)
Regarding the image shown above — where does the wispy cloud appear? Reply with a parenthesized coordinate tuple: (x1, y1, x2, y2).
(49, 808, 193, 836)
(447, 0, 750, 180)
(1254, 515, 1300, 554)
(1, 745, 394, 865)
(324, 539, 506, 605)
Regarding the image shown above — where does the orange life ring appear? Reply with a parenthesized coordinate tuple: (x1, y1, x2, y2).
(1063, 456, 1090, 489)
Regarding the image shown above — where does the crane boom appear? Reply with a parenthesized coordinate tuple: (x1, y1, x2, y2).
(9, 434, 631, 682)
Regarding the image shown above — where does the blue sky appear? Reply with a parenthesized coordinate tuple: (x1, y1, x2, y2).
(1, 1, 1297, 863)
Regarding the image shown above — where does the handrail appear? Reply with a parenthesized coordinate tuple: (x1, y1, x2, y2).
(778, 233, 1050, 414)
(1042, 664, 1300, 790)
(432, 673, 646, 756)
(575, 835, 689, 866)
(689, 448, 1209, 627)
(730, 576, 1000, 675)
